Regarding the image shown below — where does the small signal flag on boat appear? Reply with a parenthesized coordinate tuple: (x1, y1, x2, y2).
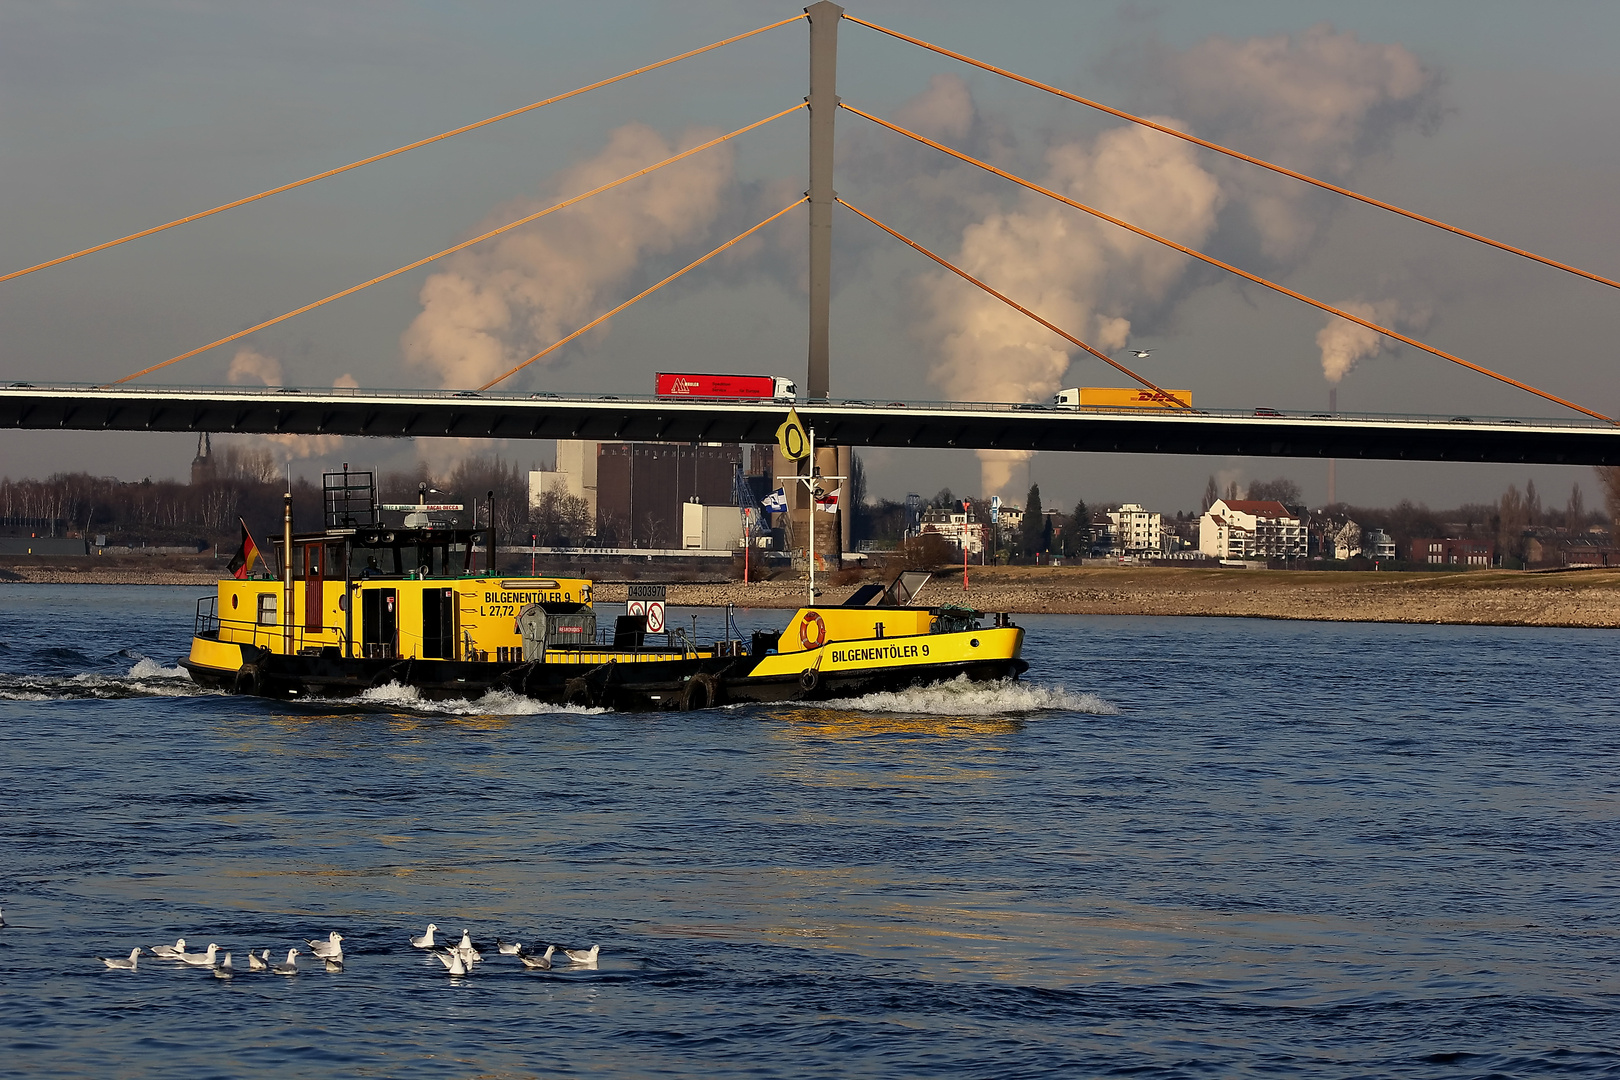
(815, 486, 841, 513)
(227, 518, 260, 579)
(762, 487, 788, 513)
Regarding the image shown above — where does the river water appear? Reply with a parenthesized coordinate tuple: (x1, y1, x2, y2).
(0, 584, 1616, 1077)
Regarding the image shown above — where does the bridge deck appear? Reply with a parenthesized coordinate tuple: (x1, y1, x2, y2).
(1, 384, 1615, 466)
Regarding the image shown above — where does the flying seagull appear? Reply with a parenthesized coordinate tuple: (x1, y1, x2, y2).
(1130, 349, 1153, 359)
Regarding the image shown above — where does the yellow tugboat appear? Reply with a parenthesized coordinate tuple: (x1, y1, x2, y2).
(180, 470, 1027, 709)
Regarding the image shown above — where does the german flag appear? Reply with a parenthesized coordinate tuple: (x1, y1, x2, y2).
(227, 518, 260, 579)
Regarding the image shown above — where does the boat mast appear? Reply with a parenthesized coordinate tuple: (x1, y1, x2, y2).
(282, 488, 293, 656)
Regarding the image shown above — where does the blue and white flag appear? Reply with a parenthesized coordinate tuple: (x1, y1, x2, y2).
(762, 487, 789, 513)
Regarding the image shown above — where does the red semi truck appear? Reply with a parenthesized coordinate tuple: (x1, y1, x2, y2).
(655, 372, 797, 401)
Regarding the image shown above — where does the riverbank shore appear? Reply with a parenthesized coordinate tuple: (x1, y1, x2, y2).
(605, 566, 1620, 628)
(7, 558, 1620, 628)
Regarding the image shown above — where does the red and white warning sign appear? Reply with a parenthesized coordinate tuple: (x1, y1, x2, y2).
(627, 598, 666, 632)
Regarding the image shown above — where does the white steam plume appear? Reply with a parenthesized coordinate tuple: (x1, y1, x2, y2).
(913, 26, 1438, 495)
(1316, 298, 1428, 384)
(227, 348, 283, 387)
(403, 122, 735, 390)
(923, 118, 1222, 495)
(1150, 24, 1441, 263)
(225, 347, 355, 458)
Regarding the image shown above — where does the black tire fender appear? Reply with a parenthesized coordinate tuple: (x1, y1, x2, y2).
(798, 667, 820, 695)
(682, 672, 721, 711)
(564, 676, 592, 708)
(232, 663, 264, 697)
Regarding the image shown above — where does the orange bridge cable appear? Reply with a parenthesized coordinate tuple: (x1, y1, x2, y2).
(840, 102, 1617, 426)
(835, 197, 1190, 410)
(479, 197, 809, 391)
(842, 14, 1620, 296)
(2, 14, 808, 288)
(105, 104, 807, 387)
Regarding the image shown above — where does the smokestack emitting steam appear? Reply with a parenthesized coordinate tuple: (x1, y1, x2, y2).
(914, 26, 1436, 495)
(403, 122, 735, 390)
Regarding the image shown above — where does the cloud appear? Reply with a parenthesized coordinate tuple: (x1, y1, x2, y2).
(402, 122, 736, 390)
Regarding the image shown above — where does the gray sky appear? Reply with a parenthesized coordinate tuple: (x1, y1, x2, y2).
(1, 1, 1617, 517)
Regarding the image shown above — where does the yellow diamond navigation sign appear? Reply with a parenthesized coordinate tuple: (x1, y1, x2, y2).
(776, 408, 809, 461)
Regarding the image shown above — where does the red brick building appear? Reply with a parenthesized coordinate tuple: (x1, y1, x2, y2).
(1408, 537, 1495, 567)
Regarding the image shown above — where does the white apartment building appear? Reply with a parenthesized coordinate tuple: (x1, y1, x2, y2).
(1199, 499, 1307, 560)
(918, 506, 986, 556)
(1107, 503, 1163, 555)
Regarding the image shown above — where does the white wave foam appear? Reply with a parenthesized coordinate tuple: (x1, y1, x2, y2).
(128, 657, 191, 680)
(0, 689, 51, 701)
(355, 681, 602, 716)
(841, 675, 1119, 716)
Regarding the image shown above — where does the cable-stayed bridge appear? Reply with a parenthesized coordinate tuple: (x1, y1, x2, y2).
(3, 384, 1614, 466)
(3, 3, 1616, 465)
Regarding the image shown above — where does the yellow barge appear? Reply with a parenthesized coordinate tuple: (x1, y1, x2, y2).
(180, 470, 1026, 709)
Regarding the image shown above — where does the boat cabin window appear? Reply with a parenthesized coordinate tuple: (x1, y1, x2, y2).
(257, 594, 277, 625)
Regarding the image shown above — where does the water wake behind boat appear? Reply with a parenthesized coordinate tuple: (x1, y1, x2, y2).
(836, 674, 1118, 716)
(0, 653, 204, 701)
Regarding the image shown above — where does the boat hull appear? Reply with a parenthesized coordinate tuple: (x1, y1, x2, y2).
(181, 627, 1027, 711)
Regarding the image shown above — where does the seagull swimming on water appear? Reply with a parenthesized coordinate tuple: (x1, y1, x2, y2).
(324, 956, 344, 973)
(496, 938, 522, 956)
(518, 945, 556, 970)
(410, 923, 438, 949)
(213, 953, 234, 980)
(97, 947, 141, 970)
(272, 948, 300, 976)
(150, 938, 187, 959)
(178, 943, 220, 969)
(305, 931, 343, 959)
(434, 949, 470, 976)
(248, 949, 269, 972)
(454, 930, 481, 962)
(560, 944, 599, 965)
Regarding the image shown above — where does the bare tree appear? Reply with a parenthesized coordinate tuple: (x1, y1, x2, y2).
(1567, 483, 1587, 531)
